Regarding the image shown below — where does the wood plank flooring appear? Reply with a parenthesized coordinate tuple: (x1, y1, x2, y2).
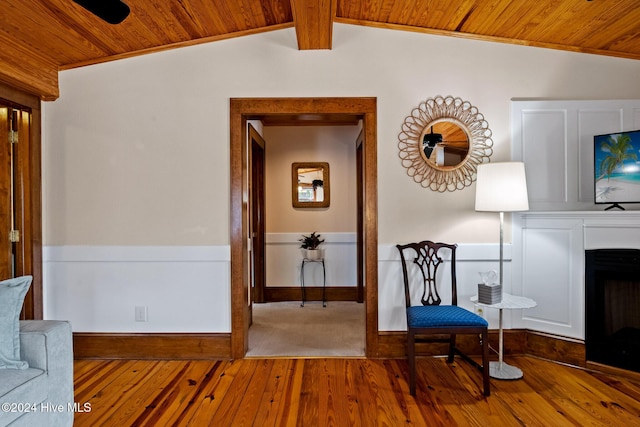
(73, 356, 640, 426)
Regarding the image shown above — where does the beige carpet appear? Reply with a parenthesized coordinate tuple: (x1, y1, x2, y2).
(247, 301, 365, 357)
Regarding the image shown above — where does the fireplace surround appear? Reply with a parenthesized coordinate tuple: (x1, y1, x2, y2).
(585, 249, 640, 373)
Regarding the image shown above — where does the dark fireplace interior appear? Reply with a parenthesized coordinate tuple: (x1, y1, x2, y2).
(586, 249, 640, 373)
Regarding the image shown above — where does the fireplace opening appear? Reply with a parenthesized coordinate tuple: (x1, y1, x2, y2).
(585, 249, 640, 373)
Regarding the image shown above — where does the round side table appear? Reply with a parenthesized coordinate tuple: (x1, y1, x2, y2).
(471, 293, 537, 379)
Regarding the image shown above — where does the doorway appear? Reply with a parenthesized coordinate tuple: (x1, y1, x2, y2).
(248, 123, 364, 357)
(230, 97, 378, 358)
(247, 301, 365, 357)
(249, 124, 266, 313)
(0, 85, 43, 320)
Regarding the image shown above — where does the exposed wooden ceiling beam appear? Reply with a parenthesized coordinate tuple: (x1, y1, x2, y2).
(290, 0, 336, 50)
(0, 33, 59, 101)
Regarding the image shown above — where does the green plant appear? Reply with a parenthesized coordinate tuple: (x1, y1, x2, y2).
(299, 232, 325, 250)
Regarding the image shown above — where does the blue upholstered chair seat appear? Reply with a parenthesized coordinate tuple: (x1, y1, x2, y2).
(407, 305, 488, 328)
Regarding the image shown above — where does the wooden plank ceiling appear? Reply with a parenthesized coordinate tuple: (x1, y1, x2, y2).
(2, 0, 639, 101)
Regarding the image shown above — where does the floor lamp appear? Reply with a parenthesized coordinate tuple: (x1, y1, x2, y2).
(475, 162, 529, 378)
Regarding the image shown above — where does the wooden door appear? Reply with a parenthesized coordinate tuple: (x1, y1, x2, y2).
(249, 125, 266, 307)
(0, 104, 13, 279)
(0, 85, 42, 320)
(356, 129, 364, 303)
(0, 104, 31, 282)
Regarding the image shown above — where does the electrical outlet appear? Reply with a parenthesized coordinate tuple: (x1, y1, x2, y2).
(135, 306, 148, 322)
(474, 305, 484, 317)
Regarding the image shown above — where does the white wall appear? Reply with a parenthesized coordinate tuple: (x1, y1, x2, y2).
(44, 246, 230, 332)
(264, 125, 359, 232)
(380, 243, 512, 331)
(42, 23, 640, 332)
(263, 125, 359, 288)
(266, 233, 356, 288)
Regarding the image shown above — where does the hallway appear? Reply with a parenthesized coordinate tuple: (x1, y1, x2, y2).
(247, 301, 365, 357)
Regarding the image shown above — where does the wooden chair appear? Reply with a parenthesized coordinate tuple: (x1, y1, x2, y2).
(396, 240, 490, 396)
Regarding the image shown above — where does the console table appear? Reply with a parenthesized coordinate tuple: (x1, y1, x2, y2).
(300, 258, 326, 307)
(471, 293, 537, 379)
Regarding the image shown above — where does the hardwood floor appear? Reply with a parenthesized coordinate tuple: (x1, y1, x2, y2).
(73, 356, 640, 426)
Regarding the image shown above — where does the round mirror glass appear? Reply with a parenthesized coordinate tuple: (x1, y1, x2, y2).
(419, 119, 471, 169)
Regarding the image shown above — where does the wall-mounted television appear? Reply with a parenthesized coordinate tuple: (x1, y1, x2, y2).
(594, 129, 640, 209)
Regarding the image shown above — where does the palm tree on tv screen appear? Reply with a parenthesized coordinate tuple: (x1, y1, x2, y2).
(597, 133, 638, 182)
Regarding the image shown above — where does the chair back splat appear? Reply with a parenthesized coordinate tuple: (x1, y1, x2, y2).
(396, 240, 490, 397)
(398, 241, 457, 307)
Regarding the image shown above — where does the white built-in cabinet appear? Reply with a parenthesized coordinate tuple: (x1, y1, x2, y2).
(510, 99, 640, 340)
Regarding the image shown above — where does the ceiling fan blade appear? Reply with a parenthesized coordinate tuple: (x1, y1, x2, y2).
(73, 0, 130, 24)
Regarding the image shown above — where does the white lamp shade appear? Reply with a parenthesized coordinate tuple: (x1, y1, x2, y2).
(475, 162, 529, 212)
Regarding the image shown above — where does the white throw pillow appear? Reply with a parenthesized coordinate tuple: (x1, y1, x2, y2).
(0, 276, 32, 369)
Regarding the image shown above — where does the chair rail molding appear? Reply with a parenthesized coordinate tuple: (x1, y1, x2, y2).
(265, 232, 357, 289)
(378, 243, 512, 332)
(43, 245, 231, 333)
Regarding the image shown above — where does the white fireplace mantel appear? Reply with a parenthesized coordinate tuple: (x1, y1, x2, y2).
(511, 211, 640, 340)
(509, 99, 640, 340)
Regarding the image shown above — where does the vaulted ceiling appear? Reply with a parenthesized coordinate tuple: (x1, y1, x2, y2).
(2, 0, 639, 100)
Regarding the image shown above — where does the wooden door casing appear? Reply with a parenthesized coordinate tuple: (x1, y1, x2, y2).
(230, 97, 378, 358)
(0, 82, 43, 320)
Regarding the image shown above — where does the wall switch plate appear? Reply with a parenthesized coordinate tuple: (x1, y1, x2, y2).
(135, 306, 148, 322)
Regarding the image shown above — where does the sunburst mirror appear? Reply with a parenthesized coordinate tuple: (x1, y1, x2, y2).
(398, 95, 494, 192)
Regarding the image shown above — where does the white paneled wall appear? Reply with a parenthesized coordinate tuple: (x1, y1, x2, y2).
(378, 243, 513, 331)
(44, 246, 230, 332)
(514, 215, 584, 338)
(45, 242, 510, 333)
(511, 99, 640, 340)
(267, 236, 514, 332)
(511, 99, 640, 211)
(265, 233, 357, 288)
(513, 211, 640, 340)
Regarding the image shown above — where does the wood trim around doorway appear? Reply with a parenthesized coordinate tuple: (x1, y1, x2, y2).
(229, 97, 378, 358)
(0, 81, 43, 320)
